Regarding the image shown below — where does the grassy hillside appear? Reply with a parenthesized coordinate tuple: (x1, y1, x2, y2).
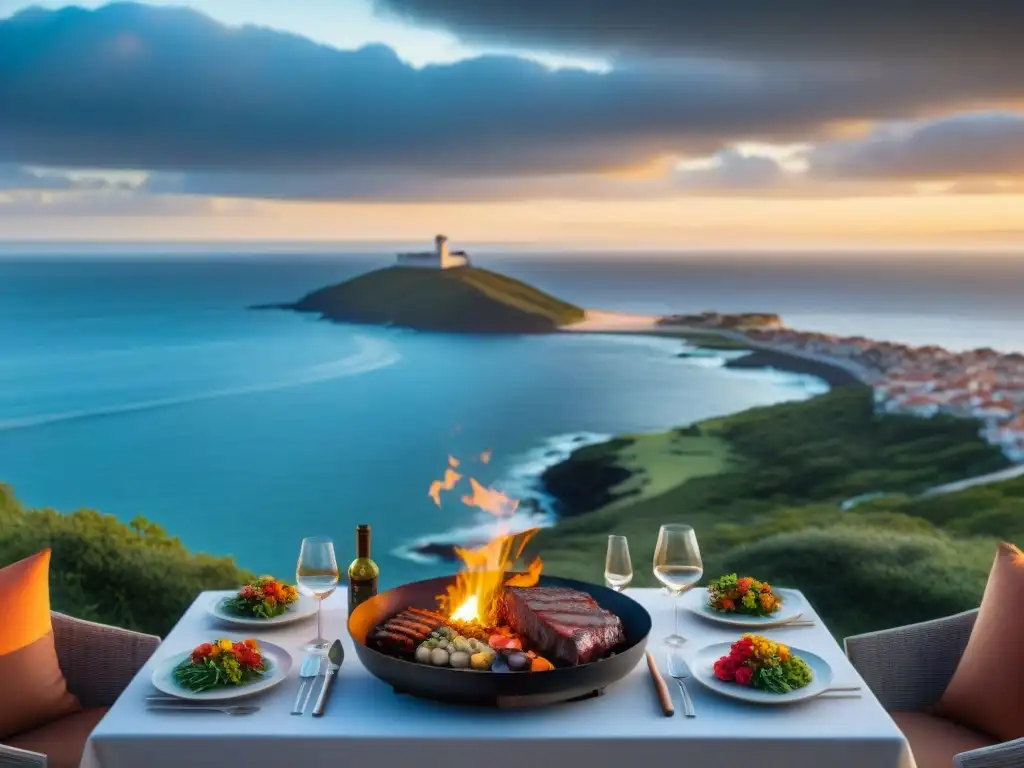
(534, 386, 1012, 638)
(291, 266, 585, 333)
(858, 476, 1024, 542)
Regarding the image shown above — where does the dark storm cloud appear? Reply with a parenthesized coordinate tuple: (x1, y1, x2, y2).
(142, 150, 789, 202)
(0, 3, 1021, 188)
(807, 112, 1024, 180)
(372, 0, 1024, 74)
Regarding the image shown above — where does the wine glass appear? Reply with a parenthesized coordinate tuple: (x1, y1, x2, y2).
(652, 524, 703, 647)
(604, 535, 633, 591)
(296, 537, 340, 653)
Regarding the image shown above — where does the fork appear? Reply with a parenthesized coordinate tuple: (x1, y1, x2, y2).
(818, 685, 863, 699)
(666, 653, 696, 718)
(292, 654, 322, 715)
(145, 699, 260, 716)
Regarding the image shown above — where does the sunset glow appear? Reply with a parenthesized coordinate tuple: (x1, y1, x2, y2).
(0, 1, 1020, 249)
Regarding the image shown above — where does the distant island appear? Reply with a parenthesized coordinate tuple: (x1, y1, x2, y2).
(260, 235, 585, 333)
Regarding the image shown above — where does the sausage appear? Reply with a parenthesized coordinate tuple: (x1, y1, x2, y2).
(383, 627, 428, 645)
(386, 616, 436, 635)
(368, 607, 453, 659)
(368, 629, 414, 654)
(379, 623, 426, 643)
(407, 607, 447, 625)
(385, 622, 432, 641)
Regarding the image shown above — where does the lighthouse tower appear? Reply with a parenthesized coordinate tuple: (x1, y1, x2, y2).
(396, 235, 469, 269)
(435, 234, 451, 266)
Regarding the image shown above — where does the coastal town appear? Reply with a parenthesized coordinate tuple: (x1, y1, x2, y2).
(732, 325, 1024, 462)
(570, 311, 1024, 463)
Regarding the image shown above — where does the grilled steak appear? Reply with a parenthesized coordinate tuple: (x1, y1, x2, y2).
(500, 586, 625, 665)
(367, 608, 446, 657)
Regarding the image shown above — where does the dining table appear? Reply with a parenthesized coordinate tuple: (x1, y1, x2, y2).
(79, 587, 917, 768)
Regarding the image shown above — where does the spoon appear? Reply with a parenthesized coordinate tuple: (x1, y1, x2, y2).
(312, 639, 345, 717)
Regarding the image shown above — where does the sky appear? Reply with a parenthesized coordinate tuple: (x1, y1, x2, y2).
(0, 0, 1022, 248)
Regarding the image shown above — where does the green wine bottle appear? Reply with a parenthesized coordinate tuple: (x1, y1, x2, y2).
(347, 524, 379, 614)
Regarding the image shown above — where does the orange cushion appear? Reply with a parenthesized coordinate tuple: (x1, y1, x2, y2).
(3, 707, 108, 768)
(934, 541, 1024, 742)
(891, 712, 995, 768)
(0, 550, 81, 738)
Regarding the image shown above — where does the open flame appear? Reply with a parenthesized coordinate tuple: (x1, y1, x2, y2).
(429, 451, 542, 626)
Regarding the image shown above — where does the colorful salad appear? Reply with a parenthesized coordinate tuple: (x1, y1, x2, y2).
(713, 634, 812, 693)
(707, 573, 782, 617)
(173, 638, 268, 692)
(222, 576, 299, 619)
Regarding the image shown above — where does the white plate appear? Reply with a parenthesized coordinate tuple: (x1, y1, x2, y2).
(684, 586, 806, 628)
(690, 641, 834, 705)
(207, 593, 319, 628)
(151, 640, 293, 701)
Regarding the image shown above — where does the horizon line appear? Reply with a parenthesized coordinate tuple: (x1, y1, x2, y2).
(0, 241, 1022, 258)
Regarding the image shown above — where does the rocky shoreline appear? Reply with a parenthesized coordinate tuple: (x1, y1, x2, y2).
(405, 337, 854, 564)
(537, 437, 638, 519)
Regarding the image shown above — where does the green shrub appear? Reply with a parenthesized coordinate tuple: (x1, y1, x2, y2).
(0, 484, 252, 637)
(707, 527, 993, 639)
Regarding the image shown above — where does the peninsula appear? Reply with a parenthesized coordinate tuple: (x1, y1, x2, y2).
(269, 235, 585, 333)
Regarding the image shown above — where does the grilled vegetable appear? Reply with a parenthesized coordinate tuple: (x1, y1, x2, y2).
(507, 652, 531, 671)
(470, 651, 495, 671)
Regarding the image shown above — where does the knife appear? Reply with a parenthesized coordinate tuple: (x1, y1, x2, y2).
(312, 639, 344, 717)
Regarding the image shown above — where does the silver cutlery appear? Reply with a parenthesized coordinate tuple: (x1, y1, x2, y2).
(301, 656, 323, 714)
(666, 652, 697, 718)
(145, 698, 260, 716)
(292, 654, 321, 715)
(312, 639, 344, 717)
(819, 685, 862, 699)
(147, 705, 260, 715)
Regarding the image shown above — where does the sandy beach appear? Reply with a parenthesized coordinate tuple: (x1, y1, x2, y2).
(563, 309, 664, 332)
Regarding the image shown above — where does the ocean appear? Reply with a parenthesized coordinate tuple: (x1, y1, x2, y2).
(1, 252, 1022, 585)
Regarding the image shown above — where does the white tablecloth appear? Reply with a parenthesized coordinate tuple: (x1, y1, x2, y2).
(81, 588, 916, 768)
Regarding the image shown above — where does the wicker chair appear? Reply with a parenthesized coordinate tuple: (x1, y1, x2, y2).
(845, 609, 1024, 768)
(0, 613, 160, 768)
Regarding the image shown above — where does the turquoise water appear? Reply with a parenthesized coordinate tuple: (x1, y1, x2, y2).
(0, 255, 831, 583)
(2, 253, 1020, 584)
